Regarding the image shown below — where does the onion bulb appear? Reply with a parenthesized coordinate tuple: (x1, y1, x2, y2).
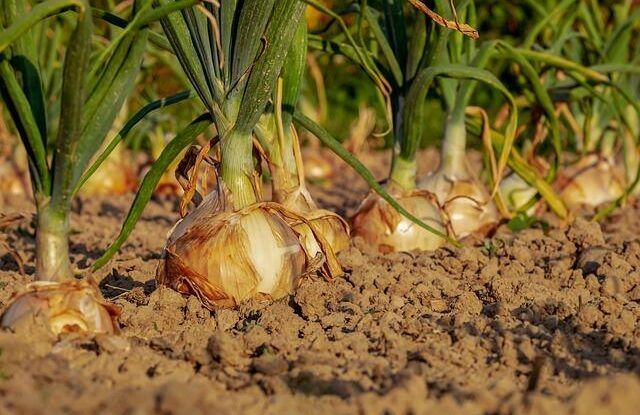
(280, 186, 350, 256)
(79, 145, 137, 196)
(556, 154, 625, 209)
(0, 162, 27, 196)
(419, 170, 500, 239)
(351, 188, 446, 253)
(0, 145, 30, 197)
(157, 188, 341, 309)
(1, 279, 119, 335)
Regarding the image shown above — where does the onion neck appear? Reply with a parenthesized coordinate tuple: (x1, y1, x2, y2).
(600, 130, 615, 160)
(439, 113, 469, 179)
(389, 156, 417, 192)
(220, 129, 258, 210)
(35, 196, 71, 282)
(270, 128, 300, 203)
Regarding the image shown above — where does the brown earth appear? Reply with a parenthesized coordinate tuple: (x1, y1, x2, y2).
(0, 150, 639, 415)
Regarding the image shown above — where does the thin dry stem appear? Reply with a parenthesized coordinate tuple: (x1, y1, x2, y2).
(407, 0, 479, 39)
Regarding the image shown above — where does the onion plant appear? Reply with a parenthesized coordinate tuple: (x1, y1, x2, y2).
(0, 0, 189, 334)
(493, 0, 640, 218)
(254, 21, 351, 255)
(115, 0, 350, 309)
(307, 0, 518, 252)
(93, 0, 460, 308)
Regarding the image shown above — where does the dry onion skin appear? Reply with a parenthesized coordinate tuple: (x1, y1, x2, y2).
(0, 146, 30, 197)
(157, 189, 342, 309)
(1, 279, 119, 335)
(280, 187, 351, 256)
(556, 155, 626, 209)
(420, 171, 500, 239)
(351, 190, 446, 253)
(0, 162, 28, 196)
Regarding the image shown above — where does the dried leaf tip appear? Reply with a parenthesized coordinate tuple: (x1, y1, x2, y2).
(407, 0, 480, 39)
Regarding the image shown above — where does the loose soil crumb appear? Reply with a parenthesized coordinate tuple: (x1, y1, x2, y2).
(1, 151, 639, 414)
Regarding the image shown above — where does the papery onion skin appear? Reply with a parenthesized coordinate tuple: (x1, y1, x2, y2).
(351, 191, 446, 253)
(281, 190, 351, 256)
(0, 279, 119, 335)
(420, 173, 500, 239)
(557, 155, 626, 209)
(442, 180, 499, 239)
(157, 195, 307, 309)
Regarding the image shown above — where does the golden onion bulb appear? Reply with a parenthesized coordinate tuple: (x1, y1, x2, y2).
(557, 155, 625, 209)
(351, 190, 446, 253)
(281, 188, 350, 256)
(0, 145, 30, 197)
(419, 171, 499, 239)
(79, 146, 137, 196)
(157, 191, 309, 309)
(0, 162, 27, 196)
(1, 279, 119, 335)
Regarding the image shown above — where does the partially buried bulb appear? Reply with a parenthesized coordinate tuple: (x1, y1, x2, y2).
(556, 154, 625, 209)
(1, 279, 120, 335)
(156, 187, 339, 309)
(351, 186, 447, 253)
(419, 170, 500, 239)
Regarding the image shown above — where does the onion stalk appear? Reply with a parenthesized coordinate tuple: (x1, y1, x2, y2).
(341, 0, 516, 251)
(516, 1, 640, 215)
(0, 0, 178, 334)
(255, 21, 350, 255)
(150, 0, 346, 308)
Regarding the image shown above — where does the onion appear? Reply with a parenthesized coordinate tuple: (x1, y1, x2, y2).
(419, 170, 500, 239)
(305, 0, 333, 30)
(1, 279, 119, 335)
(351, 188, 446, 253)
(280, 186, 350, 256)
(156, 188, 341, 309)
(79, 146, 137, 196)
(0, 162, 27, 196)
(302, 147, 335, 183)
(556, 154, 625, 209)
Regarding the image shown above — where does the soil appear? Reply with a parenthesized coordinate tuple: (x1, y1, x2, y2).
(1, 150, 639, 415)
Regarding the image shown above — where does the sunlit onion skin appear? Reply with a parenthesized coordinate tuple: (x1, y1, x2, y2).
(0, 162, 28, 196)
(280, 188, 350, 256)
(157, 191, 313, 309)
(1, 279, 119, 335)
(0, 146, 30, 197)
(419, 170, 500, 239)
(351, 189, 446, 253)
(556, 154, 625, 209)
(79, 148, 137, 196)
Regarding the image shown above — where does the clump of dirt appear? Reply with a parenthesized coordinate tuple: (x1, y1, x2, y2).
(1, 152, 639, 414)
